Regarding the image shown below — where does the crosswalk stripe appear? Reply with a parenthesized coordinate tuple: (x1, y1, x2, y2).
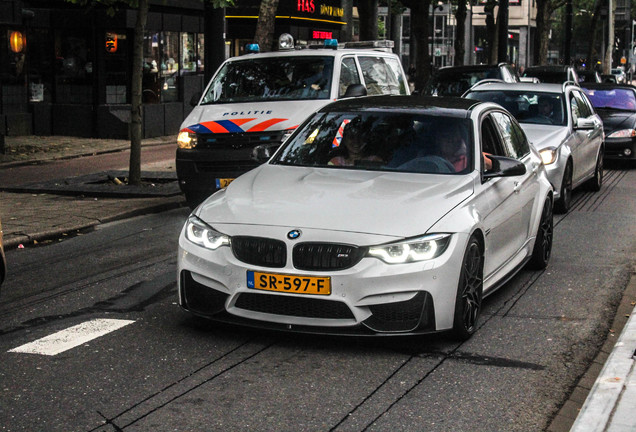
(8, 318, 135, 356)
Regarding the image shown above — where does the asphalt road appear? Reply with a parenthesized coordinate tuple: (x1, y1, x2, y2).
(0, 167, 634, 431)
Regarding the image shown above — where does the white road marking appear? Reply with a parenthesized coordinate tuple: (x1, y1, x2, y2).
(8, 318, 135, 356)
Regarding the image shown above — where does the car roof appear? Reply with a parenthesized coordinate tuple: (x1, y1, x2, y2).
(466, 81, 575, 94)
(436, 63, 510, 73)
(225, 48, 397, 61)
(317, 95, 482, 118)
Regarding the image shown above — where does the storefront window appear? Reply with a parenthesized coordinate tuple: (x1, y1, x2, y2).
(143, 32, 161, 103)
(181, 33, 197, 74)
(54, 29, 93, 104)
(160, 31, 179, 102)
(197, 34, 205, 73)
(104, 31, 128, 104)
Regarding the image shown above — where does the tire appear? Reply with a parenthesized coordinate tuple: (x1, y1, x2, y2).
(554, 161, 572, 214)
(451, 236, 484, 341)
(527, 196, 554, 270)
(585, 147, 604, 192)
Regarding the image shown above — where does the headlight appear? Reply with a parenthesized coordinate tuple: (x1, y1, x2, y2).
(185, 216, 230, 250)
(367, 234, 451, 264)
(607, 129, 636, 139)
(178, 131, 197, 149)
(539, 148, 558, 165)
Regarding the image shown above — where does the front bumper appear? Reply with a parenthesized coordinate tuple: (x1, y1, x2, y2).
(177, 228, 469, 336)
(604, 137, 636, 160)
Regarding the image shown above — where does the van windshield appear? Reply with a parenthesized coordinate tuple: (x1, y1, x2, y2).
(200, 56, 334, 104)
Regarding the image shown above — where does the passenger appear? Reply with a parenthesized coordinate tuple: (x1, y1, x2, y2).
(329, 120, 382, 166)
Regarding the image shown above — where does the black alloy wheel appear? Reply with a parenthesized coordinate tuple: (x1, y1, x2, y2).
(527, 196, 554, 270)
(585, 148, 604, 191)
(554, 161, 573, 214)
(451, 236, 484, 340)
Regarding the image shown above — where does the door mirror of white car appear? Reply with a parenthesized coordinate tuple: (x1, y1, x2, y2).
(483, 155, 527, 180)
(575, 117, 596, 130)
(342, 84, 368, 98)
(251, 143, 280, 163)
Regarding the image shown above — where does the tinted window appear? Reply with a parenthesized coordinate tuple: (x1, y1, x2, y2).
(491, 112, 530, 159)
(274, 112, 473, 174)
(583, 87, 636, 110)
(201, 56, 334, 104)
(338, 57, 361, 97)
(465, 90, 567, 126)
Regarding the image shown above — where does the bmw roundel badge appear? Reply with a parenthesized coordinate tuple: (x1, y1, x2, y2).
(287, 229, 301, 240)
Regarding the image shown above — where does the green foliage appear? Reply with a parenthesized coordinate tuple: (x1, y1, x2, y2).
(64, 0, 234, 17)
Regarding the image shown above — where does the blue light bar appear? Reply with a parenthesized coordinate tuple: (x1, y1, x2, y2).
(245, 43, 260, 53)
(324, 39, 338, 49)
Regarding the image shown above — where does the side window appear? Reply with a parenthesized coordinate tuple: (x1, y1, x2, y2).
(384, 57, 408, 95)
(574, 91, 593, 117)
(570, 93, 581, 122)
(358, 56, 401, 96)
(481, 115, 505, 158)
(338, 57, 361, 97)
(491, 111, 529, 159)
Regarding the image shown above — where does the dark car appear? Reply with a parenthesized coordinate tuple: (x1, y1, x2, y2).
(577, 69, 602, 84)
(582, 83, 636, 160)
(522, 65, 580, 85)
(422, 63, 520, 96)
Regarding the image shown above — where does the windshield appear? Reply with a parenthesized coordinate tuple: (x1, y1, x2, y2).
(272, 112, 473, 174)
(201, 56, 334, 104)
(425, 69, 500, 96)
(583, 87, 636, 110)
(465, 90, 567, 126)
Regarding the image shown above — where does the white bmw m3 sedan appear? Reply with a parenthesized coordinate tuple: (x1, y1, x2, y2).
(177, 96, 554, 340)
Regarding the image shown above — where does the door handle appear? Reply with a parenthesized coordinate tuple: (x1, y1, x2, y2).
(513, 181, 520, 193)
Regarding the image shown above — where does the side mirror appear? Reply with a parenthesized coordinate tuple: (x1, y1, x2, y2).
(342, 84, 367, 98)
(189, 91, 202, 107)
(483, 155, 526, 180)
(251, 143, 281, 163)
(575, 117, 595, 130)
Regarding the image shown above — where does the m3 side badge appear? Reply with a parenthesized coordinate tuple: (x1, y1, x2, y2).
(287, 229, 301, 240)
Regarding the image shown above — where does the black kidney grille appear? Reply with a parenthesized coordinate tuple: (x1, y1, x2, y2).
(231, 236, 286, 268)
(235, 292, 355, 319)
(293, 243, 366, 271)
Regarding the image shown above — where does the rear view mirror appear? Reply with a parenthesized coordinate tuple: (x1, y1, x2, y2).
(483, 155, 526, 180)
(575, 117, 595, 130)
(342, 84, 367, 98)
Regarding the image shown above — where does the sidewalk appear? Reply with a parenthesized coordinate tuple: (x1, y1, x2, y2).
(0, 135, 186, 248)
(0, 134, 634, 432)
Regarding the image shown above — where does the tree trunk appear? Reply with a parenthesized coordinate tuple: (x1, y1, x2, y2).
(404, 0, 432, 90)
(497, 0, 509, 63)
(485, 0, 497, 64)
(358, 0, 379, 41)
(534, 0, 550, 64)
(253, 0, 280, 52)
(586, 0, 603, 70)
(129, 0, 148, 186)
(454, 0, 467, 66)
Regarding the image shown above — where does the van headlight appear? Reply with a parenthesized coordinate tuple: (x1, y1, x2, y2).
(185, 216, 230, 250)
(367, 234, 451, 264)
(178, 131, 198, 149)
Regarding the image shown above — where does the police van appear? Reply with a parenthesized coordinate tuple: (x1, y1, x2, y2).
(176, 36, 410, 207)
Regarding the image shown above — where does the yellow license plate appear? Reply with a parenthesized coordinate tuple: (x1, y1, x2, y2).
(215, 178, 235, 188)
(247, 271, 331, 295)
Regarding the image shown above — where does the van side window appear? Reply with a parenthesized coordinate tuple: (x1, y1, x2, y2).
(358, 56, 401, 96)
(338, 57, 361, 97)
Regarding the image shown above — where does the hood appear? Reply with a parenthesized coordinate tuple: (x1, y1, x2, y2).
(520, 124, 569, 150)
(196, 164, 474, 238)
(179, 100, 333, 134)
(594, 109, 636, 135)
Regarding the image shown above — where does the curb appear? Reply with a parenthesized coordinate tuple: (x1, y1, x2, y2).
(3, 196, 186, 249)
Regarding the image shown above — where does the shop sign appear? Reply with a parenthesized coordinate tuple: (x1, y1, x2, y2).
(105, 32, 118, 53)
(313, 30, 333, 39)
(297, 0, 315, 13)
